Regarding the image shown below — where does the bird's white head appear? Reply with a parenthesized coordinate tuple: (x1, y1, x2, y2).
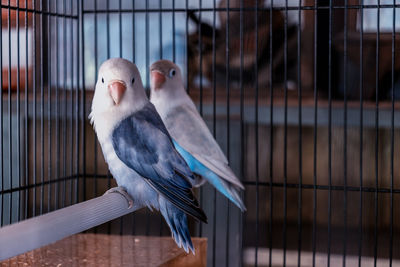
(90, 58, 147, 137)
(149, 60, 185, 100)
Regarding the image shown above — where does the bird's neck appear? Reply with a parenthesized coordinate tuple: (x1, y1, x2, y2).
(90, 98, 148, 144)
(151, 86, 191, 117)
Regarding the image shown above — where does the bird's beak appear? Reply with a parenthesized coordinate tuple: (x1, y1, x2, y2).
(108, 80, 126, 105)
(151, 70, 166, 90)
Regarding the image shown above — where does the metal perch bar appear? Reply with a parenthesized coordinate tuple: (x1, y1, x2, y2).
(0, 189, 138, 261)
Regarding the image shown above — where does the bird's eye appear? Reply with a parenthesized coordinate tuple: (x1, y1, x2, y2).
(131, 78, 135, 84)
(101, 77, 104, 83)
(169, 69, 176, 78)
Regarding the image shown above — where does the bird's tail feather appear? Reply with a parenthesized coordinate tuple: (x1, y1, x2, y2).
(159, 197, 195, 254)
(197, 164, 246, 211)
(225, 182, 247, 211)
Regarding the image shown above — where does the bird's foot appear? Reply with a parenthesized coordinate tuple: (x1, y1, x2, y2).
(104, 186, 134, 209)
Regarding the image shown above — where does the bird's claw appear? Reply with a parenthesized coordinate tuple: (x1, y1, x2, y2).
(104, 186, 134, 209)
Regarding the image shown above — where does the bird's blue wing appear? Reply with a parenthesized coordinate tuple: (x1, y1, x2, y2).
(173, 139, 246, 211)
(111, 103, 207, 223)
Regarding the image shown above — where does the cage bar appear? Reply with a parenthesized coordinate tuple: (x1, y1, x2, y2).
(0, 1, 398, 266)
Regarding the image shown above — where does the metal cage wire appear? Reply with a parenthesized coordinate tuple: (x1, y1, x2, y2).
(0, 0, 399, 266)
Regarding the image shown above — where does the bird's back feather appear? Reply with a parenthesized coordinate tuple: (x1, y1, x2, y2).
(161, 103, 244, 190)
(111, 102, 207, 223)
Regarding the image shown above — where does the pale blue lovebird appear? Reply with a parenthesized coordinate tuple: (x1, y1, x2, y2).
(89, 58, 207, 254)
(150, 60, 246, 212)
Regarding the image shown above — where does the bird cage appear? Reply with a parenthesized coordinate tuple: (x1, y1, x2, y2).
(1, 0, 400, 266)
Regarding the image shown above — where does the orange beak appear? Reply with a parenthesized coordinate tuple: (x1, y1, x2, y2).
(108, 80, 126, 105)
(151, 70, 166, 90)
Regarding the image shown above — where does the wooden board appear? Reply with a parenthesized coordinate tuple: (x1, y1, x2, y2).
(0, 234, 207, 267)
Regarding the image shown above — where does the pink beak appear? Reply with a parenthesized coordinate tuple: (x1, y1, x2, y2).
(108, 80, 126, 105)
(151, 70, 166, 90)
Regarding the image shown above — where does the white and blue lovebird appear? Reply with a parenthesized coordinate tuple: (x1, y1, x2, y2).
(89, 58, 207, 254)
(150, 60, 246, 211)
